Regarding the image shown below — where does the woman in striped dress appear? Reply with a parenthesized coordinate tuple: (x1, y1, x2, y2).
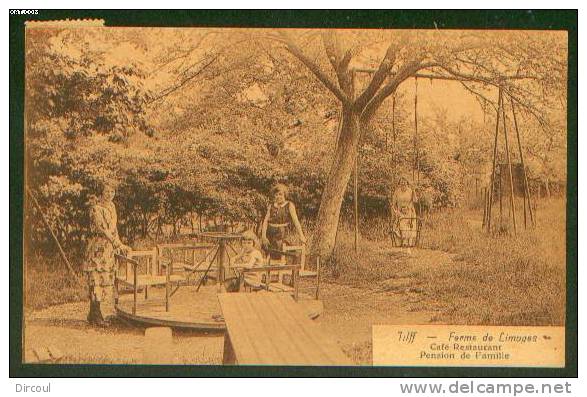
(84, 180, 131, 326)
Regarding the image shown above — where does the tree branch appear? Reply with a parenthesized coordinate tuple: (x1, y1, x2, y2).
(147, 55, 219, 104)
(419, 63, 549, 127)
(149, 31, 217, 77)
(354, 43, 399, 111)
(321, 31, 340, 73)
(273, 32, 351, 105)
(455, 79, 498, 113)
(321, 32, 353, 95)
(361, 60, 435, 121)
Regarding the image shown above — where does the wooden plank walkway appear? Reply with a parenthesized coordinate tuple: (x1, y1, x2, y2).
(218, 293, 350, 366)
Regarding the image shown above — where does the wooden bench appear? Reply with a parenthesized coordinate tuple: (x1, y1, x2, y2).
(218, 293, 351, 365)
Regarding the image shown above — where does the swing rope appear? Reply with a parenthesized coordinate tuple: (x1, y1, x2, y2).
(391, 93, 396, 185)
(413, 76, 420, 185)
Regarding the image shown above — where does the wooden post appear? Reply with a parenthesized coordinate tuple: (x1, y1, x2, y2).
(293, 267, 299, 302)
(486, 88, 503, 233)
(510, 97, 535, 227)
(501, 90, 517, 234)
(499, 166, 503, 223)
(481, 188, 487, 228)
(114, 275, 119, 305)
(354, 156, 359, 253)
(315, 256, 321, 300)
(266, 269, 271, 291)
(165, 258, 170, 312)
(133, 261, 138, 315)
(413, 76, 420, 184)
(351, 70, 359, 253)
(217, 238, 227, 293)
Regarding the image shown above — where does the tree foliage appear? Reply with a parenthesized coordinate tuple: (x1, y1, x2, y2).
(24, 28, 567, 259)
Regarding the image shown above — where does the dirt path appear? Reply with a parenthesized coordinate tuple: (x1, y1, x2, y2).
(24, 302, 224, 364)
(316, 246, 458, 363)
(24, 247, 458, 365)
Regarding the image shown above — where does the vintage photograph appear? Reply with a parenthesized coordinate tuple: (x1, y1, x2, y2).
(22, 22, 568, 366)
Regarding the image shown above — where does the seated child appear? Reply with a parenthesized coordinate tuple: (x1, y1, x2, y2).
(233, 230, 265, 290)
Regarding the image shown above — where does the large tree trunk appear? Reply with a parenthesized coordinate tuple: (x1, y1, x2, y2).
(312, 107, 362, 259)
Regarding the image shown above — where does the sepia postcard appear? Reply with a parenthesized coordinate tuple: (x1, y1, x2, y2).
(10, 10, 576, 376)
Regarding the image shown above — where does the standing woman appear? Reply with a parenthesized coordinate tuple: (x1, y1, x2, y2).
(84, 179, 131, 326)
(390, 176, 418, 247)
(261, 183, 306, 261)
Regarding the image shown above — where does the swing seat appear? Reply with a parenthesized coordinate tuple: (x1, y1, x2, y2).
(391, 217, 423, 248)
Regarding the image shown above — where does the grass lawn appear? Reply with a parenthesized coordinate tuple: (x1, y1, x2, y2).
(421, 198, 566, 325)
(24, 256, 87, 311)
(328, 198, 567, 326)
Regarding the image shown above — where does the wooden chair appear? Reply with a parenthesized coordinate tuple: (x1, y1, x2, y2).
(115, 252, 179, 315)
(238, 263, 300, 295)
(240, 248, 321, 300)
(273, 246, 321, 298)
(283, 244, 318, 278)
(264, 244, 316, 278)
(116, 249, 184, 297)
(156, 243, 216, 274)
(156, 242, 221, 297)
(296, 256, 322, 300)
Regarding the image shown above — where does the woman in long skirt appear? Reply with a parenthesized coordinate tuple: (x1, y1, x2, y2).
(84, 180, 131, 326)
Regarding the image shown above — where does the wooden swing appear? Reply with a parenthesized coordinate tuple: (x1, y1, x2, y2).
(482, 87, 535, 233)
(390, 76, 423, 248)
(351, 70, 427, 249)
